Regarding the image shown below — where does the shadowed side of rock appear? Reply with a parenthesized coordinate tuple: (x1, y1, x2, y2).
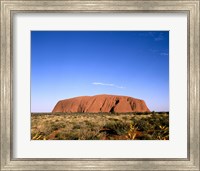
(52, 94, 150, 113)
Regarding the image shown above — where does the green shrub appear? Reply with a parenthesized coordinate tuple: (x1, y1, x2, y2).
(103, 121, 130, 135)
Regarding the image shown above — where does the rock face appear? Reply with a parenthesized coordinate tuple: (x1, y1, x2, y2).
(52, 94, 150, 113)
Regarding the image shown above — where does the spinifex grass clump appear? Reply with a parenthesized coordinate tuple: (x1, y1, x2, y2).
(31, 112, 169, 140)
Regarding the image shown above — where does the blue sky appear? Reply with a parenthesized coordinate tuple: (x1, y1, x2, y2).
(31, 31, 169, 112)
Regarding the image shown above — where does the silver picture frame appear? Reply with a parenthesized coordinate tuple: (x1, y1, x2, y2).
(0, 0, 199, 170)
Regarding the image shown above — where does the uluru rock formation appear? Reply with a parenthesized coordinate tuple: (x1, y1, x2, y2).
(52, 94, 150, 113)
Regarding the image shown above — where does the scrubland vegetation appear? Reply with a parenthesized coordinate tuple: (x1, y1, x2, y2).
(31, 112, 169, 140)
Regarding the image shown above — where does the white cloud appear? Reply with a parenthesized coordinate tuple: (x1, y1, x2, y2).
(154, 33, 164, 41)
(150, 49, 169, 56)
(140, 32, 165, 41)
(92, 82, 125, 89)
(160, 52, 169, 56)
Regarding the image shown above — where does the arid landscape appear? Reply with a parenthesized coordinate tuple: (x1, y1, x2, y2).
(31, 112, 169, 140)
(31, 31, 169, 141)
(31, 94, 169, 140)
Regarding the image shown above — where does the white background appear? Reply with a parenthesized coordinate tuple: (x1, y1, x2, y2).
(13, 13, 187, 158)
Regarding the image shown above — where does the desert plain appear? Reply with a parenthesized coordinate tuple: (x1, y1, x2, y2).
(31, 95, 169, 140)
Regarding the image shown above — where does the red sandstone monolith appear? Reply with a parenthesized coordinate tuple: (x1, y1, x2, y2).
(52, 94, 150, 113)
